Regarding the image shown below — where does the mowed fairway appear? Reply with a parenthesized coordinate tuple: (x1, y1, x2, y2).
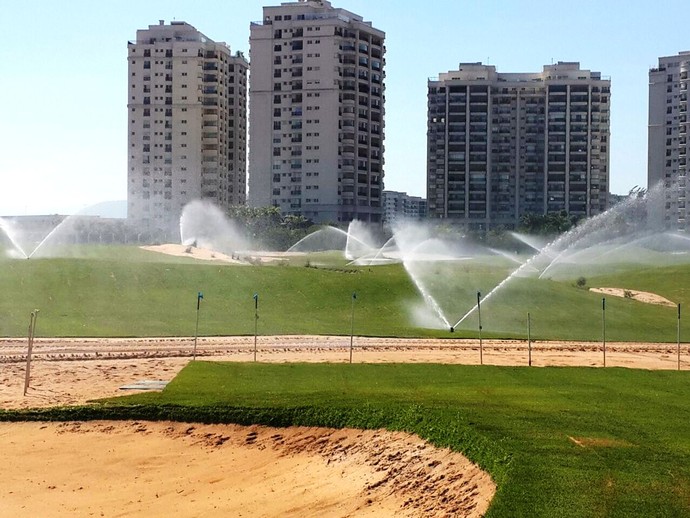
(1, 245, 689, 341)
(9, 362, 687, 517)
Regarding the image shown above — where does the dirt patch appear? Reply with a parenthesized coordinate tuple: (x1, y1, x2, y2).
(569, 436, 635, 448)
(590, 287, 676, 307)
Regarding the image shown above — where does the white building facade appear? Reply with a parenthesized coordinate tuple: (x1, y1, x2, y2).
(382, 191, 427, 226)
(127, 21, 248, 233)
(648, 51, 690, 232)
(427, 62, 610, 231)
(248, 0, 385, 224)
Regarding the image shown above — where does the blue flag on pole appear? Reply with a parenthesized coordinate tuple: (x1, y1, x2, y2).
(197, 291, 204, 310)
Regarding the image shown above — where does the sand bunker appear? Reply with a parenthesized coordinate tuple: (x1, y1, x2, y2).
(0, 421, 494, 517)
(590, 287, 676, 307)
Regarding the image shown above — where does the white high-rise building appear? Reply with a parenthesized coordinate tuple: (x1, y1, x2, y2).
(249, 0, 385, 224)
(127, 21, 248, 234)
(427, 62, 610, 231)
(648, 51, 690, 232)
(382, 191, 427, 226)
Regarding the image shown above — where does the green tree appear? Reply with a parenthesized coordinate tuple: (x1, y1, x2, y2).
(226, 206, 315, 251)
(518, 211, 580, 236)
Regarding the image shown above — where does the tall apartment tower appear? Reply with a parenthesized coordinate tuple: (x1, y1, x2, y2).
(249, 0, 385, 224)
(127, 21, 248, 234)
(648, 51, 690, 232)
(427, 62, 610, 231)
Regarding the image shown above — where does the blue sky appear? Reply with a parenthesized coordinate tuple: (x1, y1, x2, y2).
(1, 0, 689, 215)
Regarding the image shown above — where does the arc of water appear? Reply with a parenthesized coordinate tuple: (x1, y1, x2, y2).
(401, 260, 451, 329)
(368, 235, 397, 265)
(487, 247, 525, 265)
(28, 217, 73, 258)
(450, 225, 588, 329)
(585, 232, 658, 263)
(668, 232, 690, 243)
(451, 248, 548, 329)
(537, 247, 575, 279)
(451, 188, 668, 330)
(508, 232, 547, 252)
(286, 225, 373, 254)
(0, 218, 29, 258)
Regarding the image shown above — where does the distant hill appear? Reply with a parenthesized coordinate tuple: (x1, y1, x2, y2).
(77, 200, 127, 219)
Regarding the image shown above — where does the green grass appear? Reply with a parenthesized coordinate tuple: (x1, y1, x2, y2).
(1, 245, 689, 341)
(5, 362, 690, 517)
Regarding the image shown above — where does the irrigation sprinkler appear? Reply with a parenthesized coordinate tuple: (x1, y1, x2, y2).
(602, 297, 606, 367)
(24, 309, 39, 396)
(253, 293, 259, 362)
(527, 312, 532, 367)
(349, 292, 357, 364)
(477, 291, 483, 365)
(193, 291, 203, 360)
(678, 303, 682, 371)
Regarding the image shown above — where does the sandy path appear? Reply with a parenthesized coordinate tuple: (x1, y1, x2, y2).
(1, 336, 688, 410)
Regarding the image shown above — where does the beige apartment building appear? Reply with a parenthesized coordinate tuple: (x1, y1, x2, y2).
(127, 21, 248, 234)
(648, 51, 690, 232)
(427, 62, 610, 231)
(248, 0, 385, 224)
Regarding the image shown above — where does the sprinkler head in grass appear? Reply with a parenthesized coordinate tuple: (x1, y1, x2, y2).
(449, 326, 454, 333)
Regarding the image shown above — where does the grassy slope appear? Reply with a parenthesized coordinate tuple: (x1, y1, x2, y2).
(10, 362, 688, 517)
(0, 247, 689, 340)
(0, 251, 424, 337)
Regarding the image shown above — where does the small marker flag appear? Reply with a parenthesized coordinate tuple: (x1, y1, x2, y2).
(197, 291, 204, 310)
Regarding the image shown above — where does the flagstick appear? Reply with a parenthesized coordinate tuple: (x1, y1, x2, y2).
(349, 292, 356, 364)
(193, 291, 203, 361)
(527, 312, 532, 367)
(477, 291, 483, 365)
(253, 293, 259, 363)
(602, 297, 606, 368)
(24, 310, 38, 396)
(678, 303, 681, 371)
